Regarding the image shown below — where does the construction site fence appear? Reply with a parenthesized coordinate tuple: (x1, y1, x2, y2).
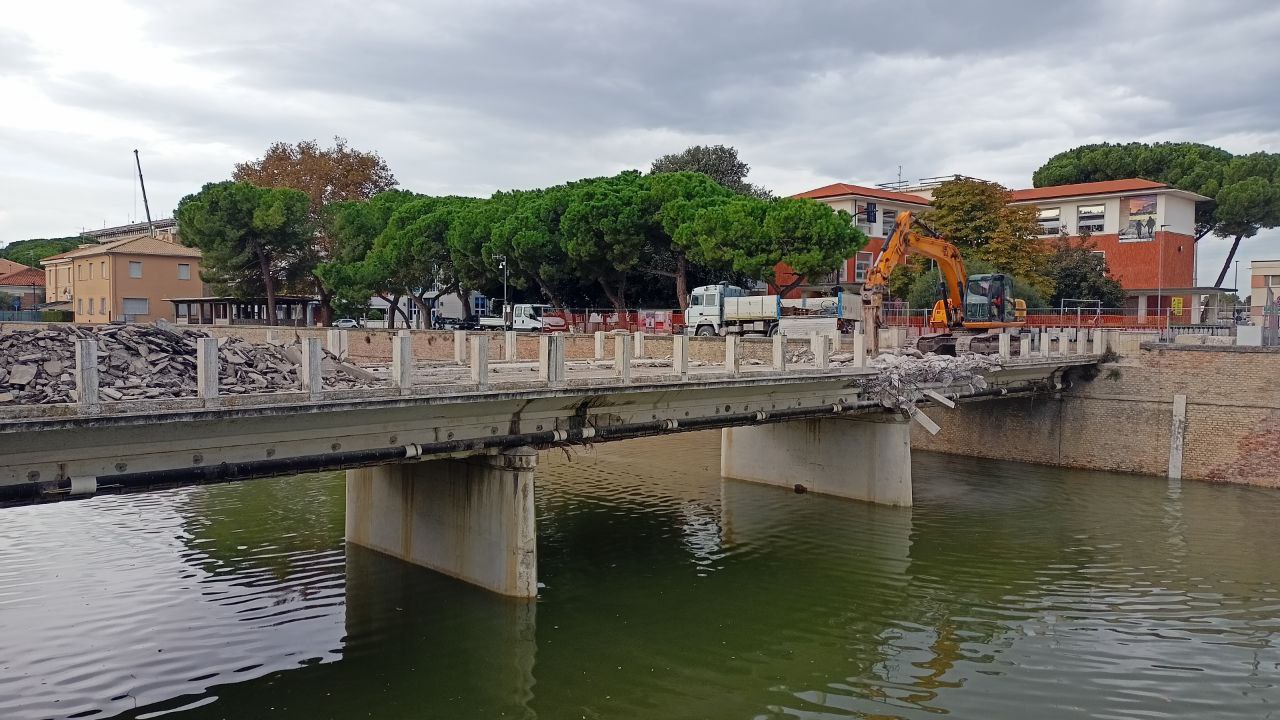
(546, 309, 686, 334)
(879, 307, 1239, 339)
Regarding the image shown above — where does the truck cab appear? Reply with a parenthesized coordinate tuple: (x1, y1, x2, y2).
(479, 302, 567, 332)
(686, 284, 749, 336)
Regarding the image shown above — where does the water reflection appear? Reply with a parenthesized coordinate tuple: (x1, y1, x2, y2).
(1, 434, 1279, 719)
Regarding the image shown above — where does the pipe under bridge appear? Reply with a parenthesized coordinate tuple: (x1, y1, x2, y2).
(0, 353, 1097, 597)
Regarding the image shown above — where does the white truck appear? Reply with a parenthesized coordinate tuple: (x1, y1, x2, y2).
(685, 283, 860, 337)
(477, 302, 568, 332)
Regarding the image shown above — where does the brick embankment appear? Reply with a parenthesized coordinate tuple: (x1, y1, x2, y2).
(912, 344, 1280, 487)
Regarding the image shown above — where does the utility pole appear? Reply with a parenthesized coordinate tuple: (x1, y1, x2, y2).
(1158, 224, 1170, 336)
(133, 149, 155, 237)
(495, 255, 510, 330)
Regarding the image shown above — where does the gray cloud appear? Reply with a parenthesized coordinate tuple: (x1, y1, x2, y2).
(2, 0, 1278, 283)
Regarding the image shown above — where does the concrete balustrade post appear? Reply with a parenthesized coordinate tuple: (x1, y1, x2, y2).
(301, 337, 324, 399)
(471, 335, 490, 388)
(593, 331, 607, 360)
(672, 334, 689, 379)
(327, 328, 349, 361)
(1076, 330, 1090, 356)
(504, 331, 518, 361)
(724, 335, 740, 375)
(613, 333, 633, 383)
(454, 330, 468, 365)
(539, 333, 566, 386)
(1018, 335, 1031, 359)
(772, 333, 787, 371)
(74, 338, 99, 411)
(391, 333, 413, 393)
(633, 331, 645, 359)
(1092, 329, 1104, 355)
(998, 333, 1012, 360)
(811, 334, 829, 369)
(854, 331, 866, 367)
(196, 337, 219, 402)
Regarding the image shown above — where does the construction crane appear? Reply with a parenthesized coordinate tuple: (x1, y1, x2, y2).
(862, 210, 1026, 355)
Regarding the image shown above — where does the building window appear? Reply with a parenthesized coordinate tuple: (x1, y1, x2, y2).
(129, 261, 142, 278)
(1037, 207, 1061, 235)
(77, 298, 82, 314)
(87, 298, 94, 315)
(472, 295, 490, 317)
(1077, 204, 1106, 234)
(880, 208, 899, 237)
(77, 264, 86, 281)
(101, 298, 107, 317)
(177, 263, 191, 280)
(101, 260, 107, 278)
(854, 251, 874, 283)
(122, 297, 150, 317)
(1266, 275, 1280, 287)
(88, 263, 93, 279)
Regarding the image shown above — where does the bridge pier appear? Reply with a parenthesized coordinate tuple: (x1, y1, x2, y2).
(345, 447, 538, 597)
(720, 417, 912, 506)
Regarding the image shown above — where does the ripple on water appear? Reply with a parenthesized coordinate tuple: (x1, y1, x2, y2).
(3, 436, 1280, 719)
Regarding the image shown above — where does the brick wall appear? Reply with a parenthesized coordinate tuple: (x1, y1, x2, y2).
(913, 344, 1280, 487)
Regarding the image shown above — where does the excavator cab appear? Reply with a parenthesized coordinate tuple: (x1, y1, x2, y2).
(964, 273, 1010, 323)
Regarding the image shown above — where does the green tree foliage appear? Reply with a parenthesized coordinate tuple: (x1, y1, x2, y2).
(175, 181, 312, 325)
(919, 178, 1054, 299)
(650, 144, 773, 199)
(314, 171, 863, 315)
(0, 236, 81, 267)
(1047, 239, 1127, 308)
(1033, 141, 1280, 286)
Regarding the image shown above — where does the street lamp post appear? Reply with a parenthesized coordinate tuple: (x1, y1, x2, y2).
(495, 254, 509, 330)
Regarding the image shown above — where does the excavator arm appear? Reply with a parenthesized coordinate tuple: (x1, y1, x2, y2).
(862, 210, 969, 330)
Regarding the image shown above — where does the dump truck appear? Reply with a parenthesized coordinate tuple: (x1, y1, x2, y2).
(685, 283, 860, 337)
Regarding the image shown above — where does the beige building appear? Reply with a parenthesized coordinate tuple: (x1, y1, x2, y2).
(41, 233, 204, 323)
(1250, 259, 1280, 324)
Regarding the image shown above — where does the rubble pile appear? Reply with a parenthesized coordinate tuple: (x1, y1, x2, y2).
(0, 324, 379, 405)
(866, 352, 1001, 411)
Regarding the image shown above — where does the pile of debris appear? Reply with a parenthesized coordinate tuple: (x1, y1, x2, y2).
(865, 351, 1001, 411)
(0, 323, 379, 405)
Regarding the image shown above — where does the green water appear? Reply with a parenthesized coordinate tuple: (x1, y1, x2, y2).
(2, 433, 1278, 719)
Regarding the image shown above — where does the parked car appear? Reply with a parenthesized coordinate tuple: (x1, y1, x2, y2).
(333, 318, 361, 328)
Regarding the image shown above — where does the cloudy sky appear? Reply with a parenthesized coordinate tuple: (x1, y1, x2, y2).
(1, 0, 1276, 286)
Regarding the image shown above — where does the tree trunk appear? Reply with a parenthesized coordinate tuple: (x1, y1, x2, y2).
(457, 289, 474, 322)
(382, 293, 398, 329)
(410, 291, 433, 329)
(674, 252, 689, 311)
(257, 249, 277, 326)
(1213, 233, 1244, 288)
(312, 274, 334, 326)
(599, 279, 626, 313)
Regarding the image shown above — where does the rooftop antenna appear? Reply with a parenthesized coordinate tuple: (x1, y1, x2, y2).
(897, 165, 903, 185)
(133, 149, 155, 237)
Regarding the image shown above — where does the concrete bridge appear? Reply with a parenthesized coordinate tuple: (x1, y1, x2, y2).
(0, 328, 1105, 597)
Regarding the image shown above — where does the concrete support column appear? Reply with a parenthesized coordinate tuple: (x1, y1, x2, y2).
(811, 334, 829, 368)
(721, 416, 911, 506)
(470, 335, 490, 388)
(613, 333, 633, 383)
(1168, 394, 1187, 479)
(196, 337, 219, 403)
(539, 333, 566, 386)
(1018, 335, 1031, 359)
(633, 331, 645, 359)
(454, 330, 468, 365)
(1076, 330, 1090, 356)
(724, 335, 740, 375)
(593, 331, 607, 361)
(74, 338, 99, 412)
(1092, 329, 1104, 355)
(853, 332, 866, 367)
(998, 333, 1011, 360)
(345, 447, 538, 597)
(504, 331, 518, 362)
(301, 337, 323, 400)
(391, 333, 413, 393)
(772, 334, 787, 371)
(672, 334, 689, 379)
(327, 328, 349, 361)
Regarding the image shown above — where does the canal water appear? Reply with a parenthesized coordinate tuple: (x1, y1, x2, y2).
(2, 434, 1279, 719)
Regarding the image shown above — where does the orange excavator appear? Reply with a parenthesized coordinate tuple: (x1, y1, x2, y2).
(862, 210, 1026, 355)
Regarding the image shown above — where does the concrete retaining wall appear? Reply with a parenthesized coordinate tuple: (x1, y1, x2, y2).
(913, 344, 1280, 487)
